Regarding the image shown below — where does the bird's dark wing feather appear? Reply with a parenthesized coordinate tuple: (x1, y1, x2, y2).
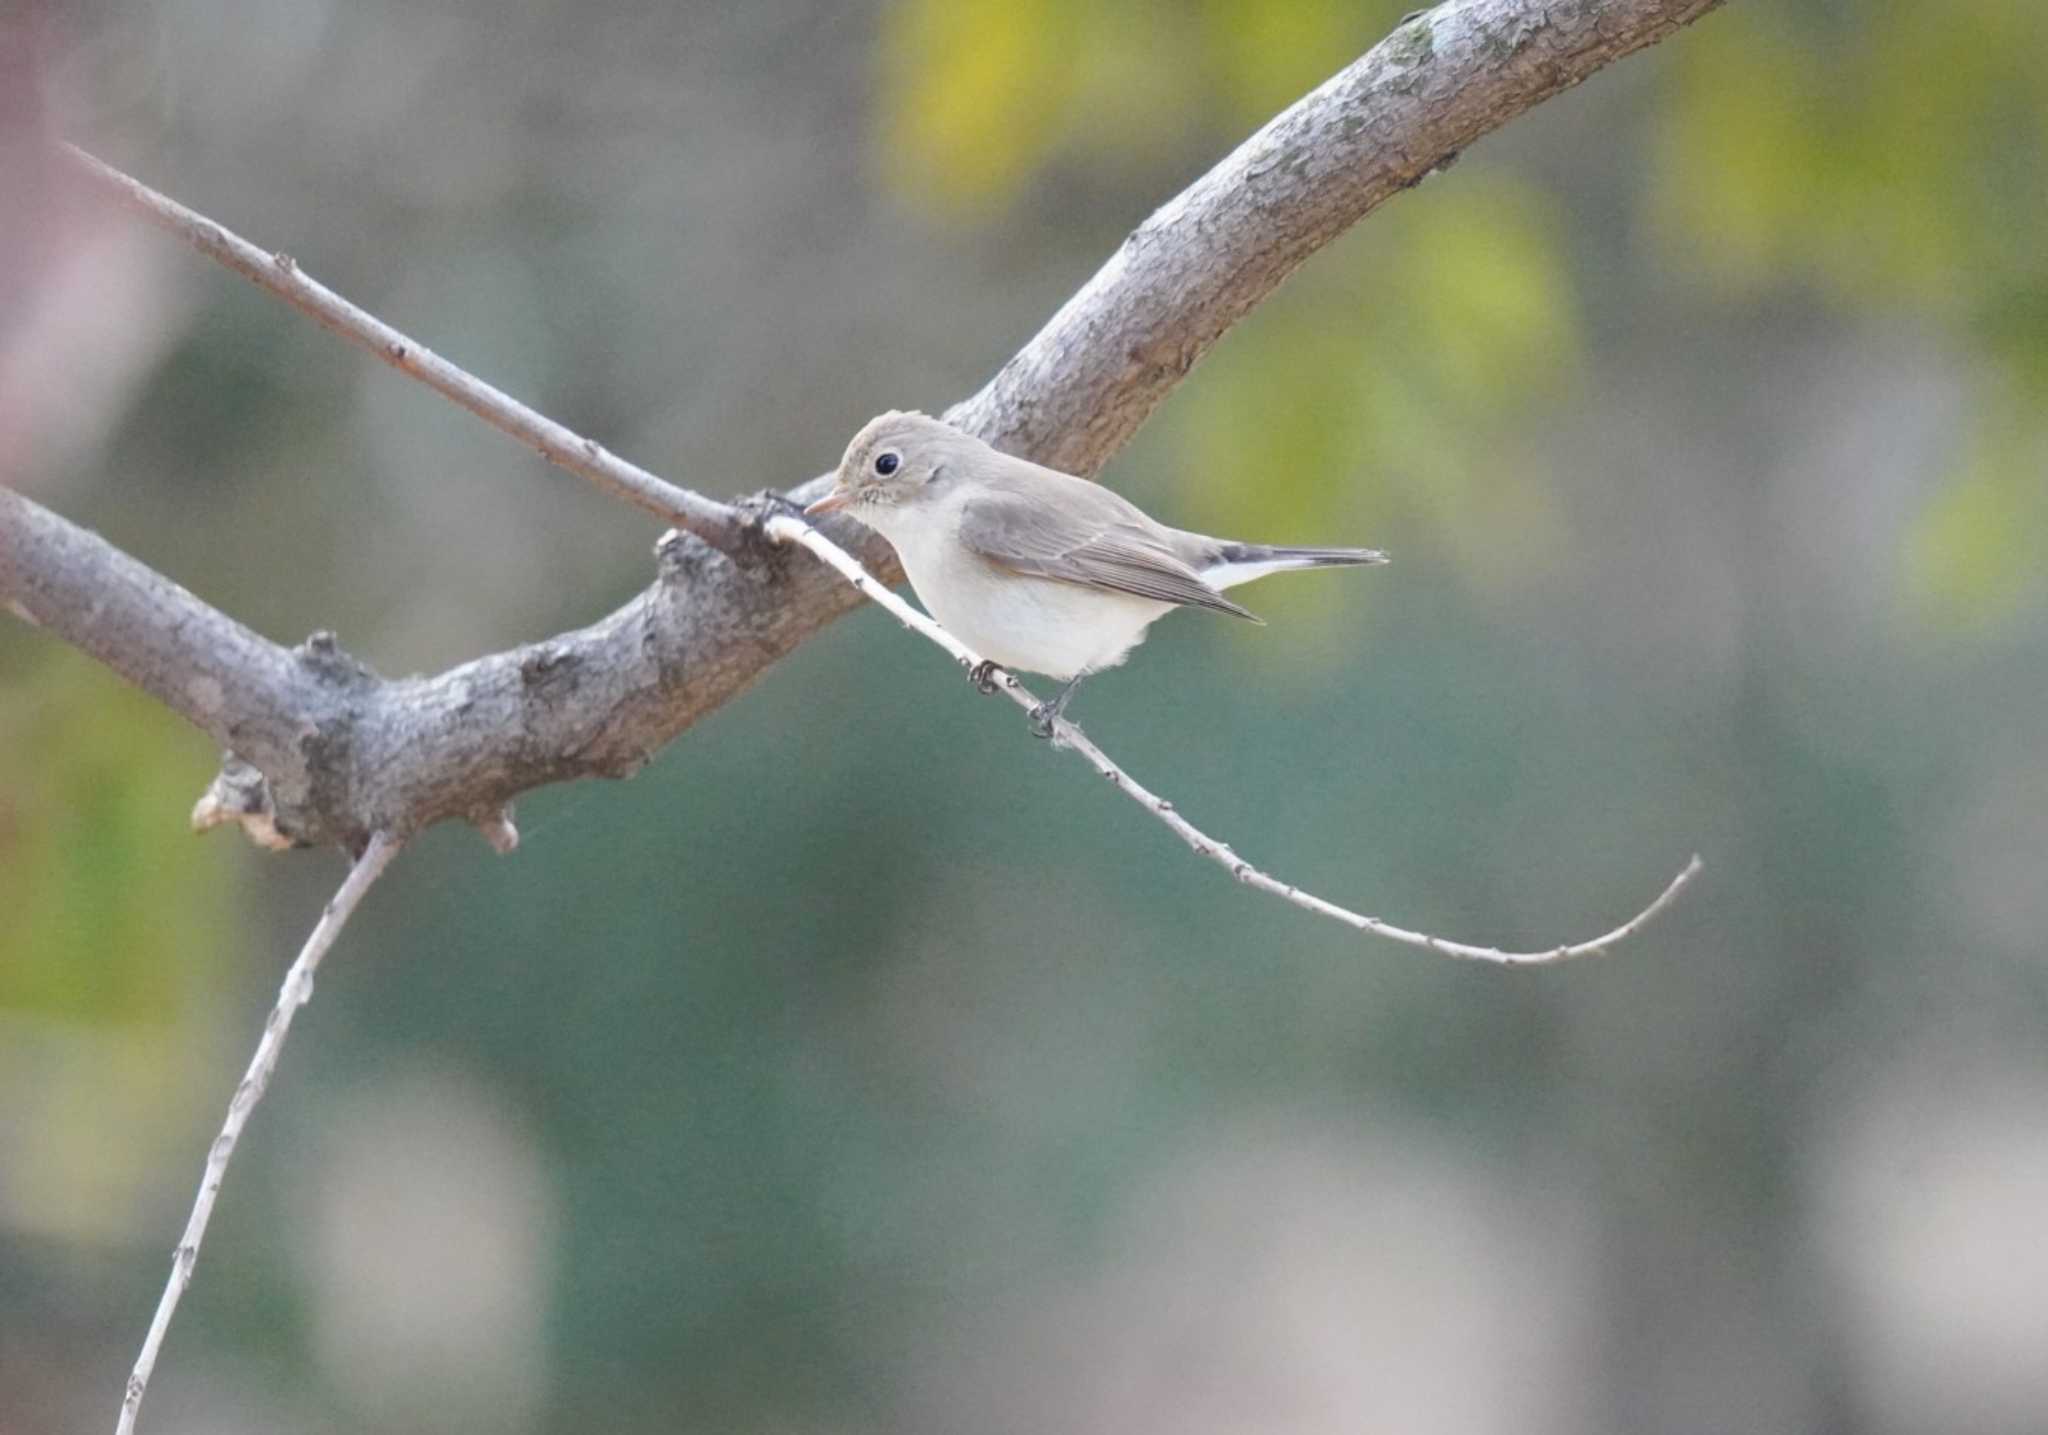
(957, 494, 1260, 622)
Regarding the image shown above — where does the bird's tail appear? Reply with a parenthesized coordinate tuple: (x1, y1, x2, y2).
(1202, 542, 1389, 591)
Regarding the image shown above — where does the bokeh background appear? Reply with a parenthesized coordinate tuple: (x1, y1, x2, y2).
(5, 0, 2048, 1431)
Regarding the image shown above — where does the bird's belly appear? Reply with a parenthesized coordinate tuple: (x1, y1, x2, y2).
(898, 543, 1168, 681)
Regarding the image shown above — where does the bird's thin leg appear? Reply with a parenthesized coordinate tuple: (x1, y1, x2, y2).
(968, 659, 1004, 695)
(1028, 675, 1086, 739)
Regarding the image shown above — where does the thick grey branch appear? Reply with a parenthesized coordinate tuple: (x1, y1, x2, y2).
(0, 484, 311, 778)
(0, 482, 812, 848)
(11, 0, 1724, 846)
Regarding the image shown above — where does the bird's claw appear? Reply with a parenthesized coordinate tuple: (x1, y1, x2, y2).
(969, 659, 1003, 695)
(1027, 702, 1057, 739)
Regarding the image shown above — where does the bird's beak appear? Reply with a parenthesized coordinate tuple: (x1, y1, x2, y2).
(804, 489, 853, 518)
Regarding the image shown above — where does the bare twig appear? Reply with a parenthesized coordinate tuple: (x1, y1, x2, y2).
(767, 514, 1700, 964)
(62, 145, 750, 553)
(116, 832, 404, 1435)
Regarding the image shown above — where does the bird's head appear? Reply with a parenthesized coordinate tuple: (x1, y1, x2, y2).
(806, 410, 963, 519)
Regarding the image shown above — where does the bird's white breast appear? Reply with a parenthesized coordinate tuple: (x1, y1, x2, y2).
(864, 492, 1170, 682)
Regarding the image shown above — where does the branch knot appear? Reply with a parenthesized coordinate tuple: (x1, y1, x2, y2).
(293, 630, 377, 689)
(727, 490, 815, 578)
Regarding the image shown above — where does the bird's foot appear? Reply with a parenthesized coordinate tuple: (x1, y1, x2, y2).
(1027, 676, 1084, 739)
(968, 659, 1004, 696)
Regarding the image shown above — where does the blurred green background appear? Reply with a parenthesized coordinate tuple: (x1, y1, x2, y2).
(6, 0, 2048, 1431)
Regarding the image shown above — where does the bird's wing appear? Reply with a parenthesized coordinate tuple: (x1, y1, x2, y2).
(957, 492, 1261, 622)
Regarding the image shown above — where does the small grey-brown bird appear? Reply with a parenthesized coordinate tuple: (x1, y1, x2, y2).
(807, 411, 1386, 731)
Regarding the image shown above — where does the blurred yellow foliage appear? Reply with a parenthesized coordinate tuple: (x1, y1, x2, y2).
(880, 0, 1403, 220)
(1651, 2, 2048, 626)
(1906, 407, 2048, 629)
(880, 0, 1080, 219)
(1195, 0, 1376, 124)
(0, 650, 241, 1025)
(1393, 181, 1581, 405)
(1653, 4, 2048, 309)
(0, 650, 246, 1240)
(1168, 178, 1579, 598)
(885, 0, 2048, 627)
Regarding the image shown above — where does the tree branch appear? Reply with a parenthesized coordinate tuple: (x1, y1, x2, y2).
(115, 830, 403, 1435)
(35, 9, 1730, 1425)
(11, 0, 1725, 847)
(945, 0, 1728, 478)
(767, 515, 1700, 962)
(61, 147, 751, 553)
(0, 484, 310, 780)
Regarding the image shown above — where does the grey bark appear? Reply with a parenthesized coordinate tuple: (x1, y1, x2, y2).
(2, 0, 1724, 850)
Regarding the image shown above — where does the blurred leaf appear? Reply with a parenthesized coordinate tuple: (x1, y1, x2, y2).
(0, 651, 240, 1025)
(1197, 0, 1395, 125)
(1971, 278, 2048, 401)
(1652, 2, 2048, 310)
(1647, 12, 1823, 295)
(1166, 173, 1578, 602)
(1905, 410, 2048, 630)
(1059, 5, 1208, 174)
(1392, 179, 1582, 404)
(880, 0, 1406, 217)
(1653, 2, 2048, 623)
(880, 0, 1081, 218)
(0, 649, 244, 1242)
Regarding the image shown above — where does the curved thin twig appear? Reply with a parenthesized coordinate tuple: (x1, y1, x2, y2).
(766, 515, 1700, 964)
(116, 832, 404, 1435)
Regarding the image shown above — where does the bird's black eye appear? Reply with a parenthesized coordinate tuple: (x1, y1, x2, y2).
(874, 451, 901, 477)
